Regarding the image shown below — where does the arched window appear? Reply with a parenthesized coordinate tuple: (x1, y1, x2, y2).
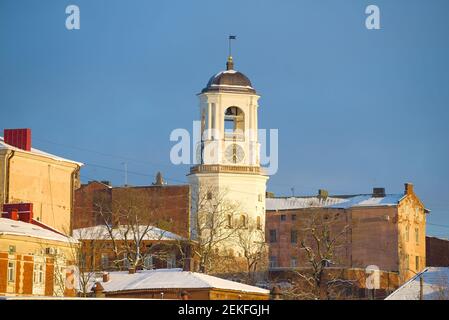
(227, 214, 232, 228)
(240, 215, 247, 228)
(224, 107, 244, 140)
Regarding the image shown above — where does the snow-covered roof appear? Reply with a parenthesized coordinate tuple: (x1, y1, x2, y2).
(88, 269, 269, 294)
(266, 194, 405, 211)
(0, 136, 83, 166)
(72, 225, 184, 241)
(0, 217, 76, 243)
(385, 267, 449, 300)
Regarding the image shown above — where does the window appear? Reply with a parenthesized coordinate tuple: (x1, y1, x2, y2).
(280, 214, 286, 222)
(415, 228, 419, 244)
(258, 194, 263, 202)
(256, 216, 262, 230)
(227, 214, 233, 228)
(144, 255, 153, 269)
(415, 208, 420, 220)
(291, 230, 298, 244)
(123, 253, 130, 268)
(415, 256, 420, 271)
(240, 215, 247, 228)
(405, 254, 409, 270)
(167, 253, 176, 269)
(8, 261, 15, 282)
(8, 245, 16, 254)
(290, 257, 297, 268)
(291, 214, 297, 221)
(405, 225, 410, 242)
(33, 263, 44, 285)
(80, 253, 86, 269)
(269, 229, 277, 243)
(207, 192, 213, 200)
(101, 254, 109, 269)
(269, 256, 278, 269)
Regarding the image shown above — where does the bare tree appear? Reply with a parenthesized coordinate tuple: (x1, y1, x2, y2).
(70, 225, 110, 296)
(286, 209, 352, 300)
(236, 218, 268, 284)
(191, 184, 243, 274)
(73, 189, 181, 274)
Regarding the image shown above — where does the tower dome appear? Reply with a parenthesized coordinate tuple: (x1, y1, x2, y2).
(201, 57, 256, 94)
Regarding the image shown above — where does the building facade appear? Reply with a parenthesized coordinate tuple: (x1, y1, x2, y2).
(426, 236, 449, 267)
(266, 183, 428, 287)
(89, 268, 269, 300)
(72, 224, 188, 273)
(187, 56, 269, 256)
(0, 210, 78, 297)
(73, 180, 191, 238)
(1, 129, 82, 233)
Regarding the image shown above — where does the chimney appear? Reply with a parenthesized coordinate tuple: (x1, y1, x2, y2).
(102, 272, 110, 282)
(181, 290, 189, 300)
(2, 209, 19, 220)
(270, 286, 282, 300)
(404, 183, 414, 195)
(4, 128, 31, 151)
(92, 282, 105, 298)
(318, 189, 329, 199)
(372, 188, 386, 198)
(3, 203, 33, 223)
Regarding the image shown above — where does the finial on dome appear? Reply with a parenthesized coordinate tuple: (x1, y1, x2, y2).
(226, 56, 234, 70)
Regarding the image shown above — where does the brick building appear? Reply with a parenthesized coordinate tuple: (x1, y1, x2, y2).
(73, 179, 191, 238)
(426, 236, 449, 267)
(72, 224, 190, 273)
(266, 183, 429, 292)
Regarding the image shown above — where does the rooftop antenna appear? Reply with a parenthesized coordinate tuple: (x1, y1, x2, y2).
(122, 162, 128, 186)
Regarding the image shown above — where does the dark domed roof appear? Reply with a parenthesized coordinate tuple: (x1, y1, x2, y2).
(201, 57, 256, 94)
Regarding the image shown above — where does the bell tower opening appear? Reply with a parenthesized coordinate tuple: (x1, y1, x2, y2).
(224, 106, 244, 141)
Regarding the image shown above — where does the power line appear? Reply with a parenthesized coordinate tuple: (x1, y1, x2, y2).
(34, 136, 295, 190)
(427, 223, 449, 229)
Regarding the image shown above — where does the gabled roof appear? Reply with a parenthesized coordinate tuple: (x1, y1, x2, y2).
(0, 136, 83, 166)
(89, 269, 269, 294)
(385, 267, 449, 300)
(0, 217, 76, 243)
(266, 194, 405, 211)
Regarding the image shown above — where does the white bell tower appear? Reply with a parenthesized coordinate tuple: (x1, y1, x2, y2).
(188, 55, 269, 256)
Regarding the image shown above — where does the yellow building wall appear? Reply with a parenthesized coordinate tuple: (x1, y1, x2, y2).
(397, 194, 426, 282)
(1, 150, 80, 233)
(0, 234, 77, 296)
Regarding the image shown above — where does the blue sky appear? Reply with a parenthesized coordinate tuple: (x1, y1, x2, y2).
(1, 0, 448, 237)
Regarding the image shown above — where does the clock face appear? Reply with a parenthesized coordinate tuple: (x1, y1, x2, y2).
(225, 144, 245, 164)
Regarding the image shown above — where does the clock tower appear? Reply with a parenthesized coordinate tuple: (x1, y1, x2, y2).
(188, 55, 269, 257)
